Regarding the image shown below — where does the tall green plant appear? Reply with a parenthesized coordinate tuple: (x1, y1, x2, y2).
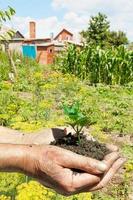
(56, 44, 133, 85)
(0, 7, 17, 80)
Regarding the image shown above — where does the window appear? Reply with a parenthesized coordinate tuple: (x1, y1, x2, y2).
(58, 35, 62, 42)
(49, 48, 53, 53)
(65, 36, 69, 40)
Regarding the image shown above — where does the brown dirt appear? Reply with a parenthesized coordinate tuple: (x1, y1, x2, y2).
(51, 133, 110, 160)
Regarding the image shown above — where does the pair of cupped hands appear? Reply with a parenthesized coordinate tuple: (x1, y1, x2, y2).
(18, 127, 126, 196)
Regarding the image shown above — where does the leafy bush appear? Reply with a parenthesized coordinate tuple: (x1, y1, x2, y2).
(0, 52, 11, 81)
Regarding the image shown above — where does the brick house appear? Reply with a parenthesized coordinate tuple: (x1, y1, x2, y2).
(22, 22, 75, 64)
(54, 29, 73, 42)
(1, 22, 81, 64)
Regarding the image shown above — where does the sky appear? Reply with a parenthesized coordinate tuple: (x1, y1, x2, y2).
(0, 0, 133, 42)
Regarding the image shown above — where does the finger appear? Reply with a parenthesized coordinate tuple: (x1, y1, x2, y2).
(58, 148, 108, 174)
(89, 157, 126, 191)
(106, 144, 119, 152)
(54, 168, 101, 196)
(103, 152, 120, 170)
(71, 171, 100, 190)
(38, 168, 100, 196)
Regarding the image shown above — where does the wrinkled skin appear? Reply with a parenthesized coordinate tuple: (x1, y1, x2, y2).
(21, 144, 125, 196)
(0, 126, 126, 196)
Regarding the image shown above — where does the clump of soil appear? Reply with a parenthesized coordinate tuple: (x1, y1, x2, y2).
(51, 133, 110, 160)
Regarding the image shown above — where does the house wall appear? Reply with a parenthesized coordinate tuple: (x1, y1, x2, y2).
(23, 39, 51, 45)
(9, 41, 23, 53)
(56, 31, 73, 42)
(47, 46, 54, 64)
(1, 41, 23, 53)
(37, 46, 47, 65)
(37, 45, 55, 65)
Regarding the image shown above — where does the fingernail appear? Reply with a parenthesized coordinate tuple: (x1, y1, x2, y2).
(98, 162, 107, 171)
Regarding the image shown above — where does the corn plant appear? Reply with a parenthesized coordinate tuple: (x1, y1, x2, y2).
(56, 44, 133, 85)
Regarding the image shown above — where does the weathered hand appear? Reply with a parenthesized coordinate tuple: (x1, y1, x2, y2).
(21, 144, 124, 196)
(0, 126, 126, 196)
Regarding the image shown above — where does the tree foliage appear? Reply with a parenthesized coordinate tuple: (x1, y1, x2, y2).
(108, 31, 128, 47)
(81, 12, 128, 47)
(81, 13, 110, 47)
(0, 6, 15, 42)
(0, 7, 17, 79)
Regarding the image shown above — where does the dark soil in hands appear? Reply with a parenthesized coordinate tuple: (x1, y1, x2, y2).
(51, 133, 110, 160)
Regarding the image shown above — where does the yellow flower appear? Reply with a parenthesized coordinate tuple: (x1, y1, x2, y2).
(0, 195, 11, 200)
(39, 100, 53, 109)
(16, 181, 54, 200)
(34, 72, 43, 79)
(41, 83, 56, 90)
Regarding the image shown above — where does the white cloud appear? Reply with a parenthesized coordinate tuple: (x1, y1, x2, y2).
(7, 13, 88, 41)
(7, 16, 63, 38)
(6, 0, 133, 41)
(52, 0, 91, 12)
(7, 16, 32, 37)
(52, 0, 133, 41)
(36, 17, 61, 38)
(64, 12, 88, 30)
(52, 0, 133, 14)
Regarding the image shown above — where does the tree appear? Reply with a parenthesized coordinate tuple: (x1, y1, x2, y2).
(81, 12, 129, 48)
(108, 31, 128, 47)
(0, 6, 15, 42)
(80, 12, 110, 47)
(0, 7, 17, 79)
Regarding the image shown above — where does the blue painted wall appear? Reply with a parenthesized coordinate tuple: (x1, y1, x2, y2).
(22, 45, 37, 59)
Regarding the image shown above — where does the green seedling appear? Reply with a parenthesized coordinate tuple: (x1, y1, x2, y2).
(63, 102, 90, 144)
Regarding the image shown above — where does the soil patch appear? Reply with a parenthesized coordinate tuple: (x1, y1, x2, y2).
(51, 133, 110, 160)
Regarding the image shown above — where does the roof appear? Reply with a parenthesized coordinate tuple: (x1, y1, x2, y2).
(36, 40, 83, 48)
(36, 41, 65, 47)
(54, 29, 73, 40)
(24, 38, 51, 42)
(15, 31, 25, 38)
(66, 40, 83, 47)
(0, 26, 24, 39)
